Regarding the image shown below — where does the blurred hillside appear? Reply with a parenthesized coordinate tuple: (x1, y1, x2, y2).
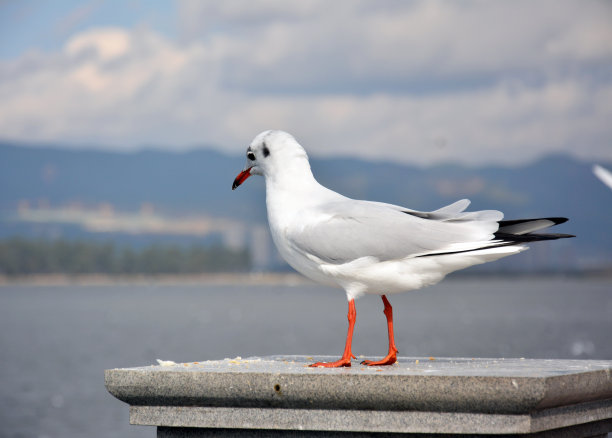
(1, 142, 610, 273)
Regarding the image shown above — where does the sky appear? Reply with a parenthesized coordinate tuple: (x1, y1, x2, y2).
(0, 0, 611, 166)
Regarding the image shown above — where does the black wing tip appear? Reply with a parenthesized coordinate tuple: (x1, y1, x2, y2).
(549, 217, 569, 225)
(495, 217, 573, 242)
(498, 217, 569, 227)
(402, 210, 430, 219)
(553, 233, 575, 239)
(494, 232, 575, 242)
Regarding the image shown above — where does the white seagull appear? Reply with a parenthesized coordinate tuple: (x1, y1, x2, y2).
(232, 130, 573, 368)
(593, 164, 612, 191)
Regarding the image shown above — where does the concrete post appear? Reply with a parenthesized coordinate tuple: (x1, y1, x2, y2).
(105, 355, 612, 437)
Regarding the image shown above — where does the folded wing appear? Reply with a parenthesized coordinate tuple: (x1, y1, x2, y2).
(287, 199, 505, 264)
(286, 199, 573, 264)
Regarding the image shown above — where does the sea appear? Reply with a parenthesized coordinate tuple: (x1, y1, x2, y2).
(0, 277, 611, 438)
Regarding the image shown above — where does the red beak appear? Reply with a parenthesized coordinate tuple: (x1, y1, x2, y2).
(232, 167, 252, 190)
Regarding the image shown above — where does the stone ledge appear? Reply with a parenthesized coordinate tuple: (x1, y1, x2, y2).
(130, 399, 612, 435)
(105, 355, 612, 435)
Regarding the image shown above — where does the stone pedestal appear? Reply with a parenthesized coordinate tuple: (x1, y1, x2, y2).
(105, 355, 612, 437)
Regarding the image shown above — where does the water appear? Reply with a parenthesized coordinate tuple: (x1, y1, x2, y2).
(1, 277, 611, 438)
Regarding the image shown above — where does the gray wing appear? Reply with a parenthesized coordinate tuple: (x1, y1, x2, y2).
(286, 199, 504, 264)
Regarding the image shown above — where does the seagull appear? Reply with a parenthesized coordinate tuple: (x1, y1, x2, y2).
(593, 164, 612, 191)
(232, 130, 573, 368)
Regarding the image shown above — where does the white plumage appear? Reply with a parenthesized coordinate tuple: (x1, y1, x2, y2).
(232, 130, 571, 367)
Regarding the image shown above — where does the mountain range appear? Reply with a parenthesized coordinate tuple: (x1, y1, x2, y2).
(1, 142, 611, 272)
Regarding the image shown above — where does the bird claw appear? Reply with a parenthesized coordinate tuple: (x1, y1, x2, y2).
(360, 353, 397, 366)
(309, 357, 353, 368)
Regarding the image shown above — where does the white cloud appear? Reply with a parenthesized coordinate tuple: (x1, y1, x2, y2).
(0, 1, 610, 165)
(65, 27, 130, 61)
(222, 78, 612, 165)
(177, 0, 612, 90)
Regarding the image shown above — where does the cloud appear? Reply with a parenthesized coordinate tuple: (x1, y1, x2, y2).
(0, 1, 610, 165)
(177, 0, 612, 93)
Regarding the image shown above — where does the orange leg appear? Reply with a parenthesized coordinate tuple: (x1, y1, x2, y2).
(310, 299, 356, 368)
(361, 295, 398, 366)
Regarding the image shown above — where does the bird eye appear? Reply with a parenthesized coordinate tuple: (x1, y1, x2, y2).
(247, 152, 255, 161)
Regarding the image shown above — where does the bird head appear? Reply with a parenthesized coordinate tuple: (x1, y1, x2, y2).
(232, 130, 309, 190)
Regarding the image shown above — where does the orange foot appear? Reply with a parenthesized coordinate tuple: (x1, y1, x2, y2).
(309, 354, 355, 368)
(360, 351, 397, 366)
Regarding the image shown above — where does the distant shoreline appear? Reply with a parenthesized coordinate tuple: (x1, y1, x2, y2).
(1, 270, 610, 286)
(0, 272, 313, 287)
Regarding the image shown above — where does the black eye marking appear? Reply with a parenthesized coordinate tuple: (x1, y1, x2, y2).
(262, 145, 270, 157)
(247, 151, 255, 161)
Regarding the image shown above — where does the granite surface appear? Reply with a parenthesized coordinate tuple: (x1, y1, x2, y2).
(105, 355, 612, 415)
(131, 399, 612, 434)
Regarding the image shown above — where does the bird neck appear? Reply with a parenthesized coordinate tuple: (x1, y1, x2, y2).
(265, 159, 320, 195)
(264, 160, 334, 219)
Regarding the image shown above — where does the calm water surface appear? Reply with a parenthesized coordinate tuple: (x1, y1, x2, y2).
(1, 278, 611, 438)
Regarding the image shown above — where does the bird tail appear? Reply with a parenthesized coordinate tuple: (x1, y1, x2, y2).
(494, 217, 574, 243)
(414, 217, 573, 259)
